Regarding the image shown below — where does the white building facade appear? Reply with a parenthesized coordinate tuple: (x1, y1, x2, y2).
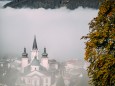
(18, 36, 58, 86)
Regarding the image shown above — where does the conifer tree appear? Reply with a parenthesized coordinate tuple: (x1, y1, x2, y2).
(82, 0, 115, 86)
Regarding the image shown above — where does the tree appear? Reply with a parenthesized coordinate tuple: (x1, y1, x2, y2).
(82, 0, 115, 86)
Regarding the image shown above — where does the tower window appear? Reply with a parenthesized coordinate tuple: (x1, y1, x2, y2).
(46, 78, 48, 83)
(1, 64, 3, 67)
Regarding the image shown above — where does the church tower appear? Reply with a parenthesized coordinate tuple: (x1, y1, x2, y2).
(41, 47, 49, 69)
(31, 36, 39, 61)
(21, 48, 28, 72)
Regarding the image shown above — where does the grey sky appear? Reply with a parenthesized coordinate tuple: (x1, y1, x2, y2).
(0, 5, 98, 61)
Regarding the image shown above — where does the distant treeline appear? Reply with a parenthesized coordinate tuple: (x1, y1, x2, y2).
(0, 0, 13, 1)
(4, 0, 99, 9)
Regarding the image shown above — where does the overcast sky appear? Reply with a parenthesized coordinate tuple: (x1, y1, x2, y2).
(0, 2, 98, 61)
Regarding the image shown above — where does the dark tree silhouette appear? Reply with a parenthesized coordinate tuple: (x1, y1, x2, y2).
(82, 0, 115, 85)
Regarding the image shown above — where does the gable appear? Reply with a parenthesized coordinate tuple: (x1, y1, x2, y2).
(26, 71, 46, 77)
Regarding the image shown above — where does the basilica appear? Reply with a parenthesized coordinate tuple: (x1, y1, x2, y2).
(18, 36, 59, 86)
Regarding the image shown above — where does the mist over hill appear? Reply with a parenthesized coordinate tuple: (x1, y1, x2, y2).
(4, 0, 99, 9)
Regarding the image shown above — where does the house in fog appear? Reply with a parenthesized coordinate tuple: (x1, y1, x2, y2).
(16, 36, 59, 86)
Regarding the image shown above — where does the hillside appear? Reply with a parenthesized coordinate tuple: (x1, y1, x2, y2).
(4, 0, 99, 9)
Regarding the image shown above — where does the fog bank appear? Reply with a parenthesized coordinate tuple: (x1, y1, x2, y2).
(0, 6, 98, 60)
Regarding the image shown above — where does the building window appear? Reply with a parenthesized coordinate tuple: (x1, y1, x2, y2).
(1, 64, 3, 67)
(46, 78, 48, 83)
(22, 79, 25, 84)
(28, 79, 31, 83)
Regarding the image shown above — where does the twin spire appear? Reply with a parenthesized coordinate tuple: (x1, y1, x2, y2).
(42, 47, 48, 57)
(22, 48, 28, 57)
(22, 36, 48, 57)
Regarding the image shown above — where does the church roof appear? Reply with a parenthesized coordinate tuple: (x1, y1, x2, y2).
(31, 56, 40, 66)
(42, 47, 48, 57)
(24, 65, 31, 74)
(24, 70, 51, 77)
(23, 64, 51, 76)
(32, 36, 38, 50)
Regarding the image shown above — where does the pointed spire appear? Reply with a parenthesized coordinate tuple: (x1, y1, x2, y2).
(44, 47, 46, 53)
(32, 35, 38, 50)
(22, 47, 28, 57)
(24, 47, 26, 53)
(42, 47, 48, 57)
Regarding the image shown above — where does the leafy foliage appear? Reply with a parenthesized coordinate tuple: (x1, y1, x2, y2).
(82, 0, 115, 86)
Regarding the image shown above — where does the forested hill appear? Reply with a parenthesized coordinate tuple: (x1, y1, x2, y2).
(4, 0, 99, 9)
